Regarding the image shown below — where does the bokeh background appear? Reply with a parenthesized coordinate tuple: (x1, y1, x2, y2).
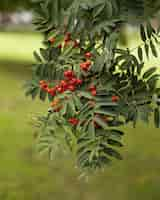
(0, 1, 160, 200)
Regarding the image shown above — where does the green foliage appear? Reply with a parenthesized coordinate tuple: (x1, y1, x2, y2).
(26, 0, 160, 173)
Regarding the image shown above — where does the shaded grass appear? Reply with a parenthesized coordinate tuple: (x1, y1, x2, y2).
(0, 31, 160, 200)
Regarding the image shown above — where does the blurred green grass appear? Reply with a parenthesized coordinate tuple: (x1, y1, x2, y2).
(0, 31, 160, 200)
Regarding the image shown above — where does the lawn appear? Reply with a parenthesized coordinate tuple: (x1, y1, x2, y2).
(0, 31, 160, 200)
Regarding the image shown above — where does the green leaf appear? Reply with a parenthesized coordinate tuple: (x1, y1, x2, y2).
(140, 24, 146, 42)
(39, 89, 47, 101)
(154, 107, 160, 128)
(143, 67, 157, 79)
(103, 146, 122, 160)
(94, 116, 108, 129)
(40, 48, 49, 60)
(107, 139, 123, 147)
(68, 99, 76, 115)
(147, 74, 160, 90)
(144, 43, 149, 59)
(93, 3, 105, 18)
(150, 40, 158, 58)
(33, 51, 42, 62)
(60, 103, 67, 116)
(96, 102, 118, 107)
(146, 21, 153, 39)
(94, 109, 117, 117)
(110, 129, 124, 136)
(138, 46, 143, 62)
(78, 91, 93, 100)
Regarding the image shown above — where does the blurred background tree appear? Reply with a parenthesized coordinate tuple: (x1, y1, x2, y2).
(0, 0, 31, 26)
(0, 0, 31, 12)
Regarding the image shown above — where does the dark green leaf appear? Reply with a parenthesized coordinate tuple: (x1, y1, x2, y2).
(150, 40, 158, 58)
(138, 46, 143, 62)
(143, 67, 157, 79)
(154, 107, 160, 128)
(144, 43, 149, 59)
(140, 24, 146, 42)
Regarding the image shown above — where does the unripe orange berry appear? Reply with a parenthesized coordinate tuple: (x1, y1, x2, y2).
(51, 98, 60, 107)
(39, 80, 46, 85)
(54, 105, 63, 112)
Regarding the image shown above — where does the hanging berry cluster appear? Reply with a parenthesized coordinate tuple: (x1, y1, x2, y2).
(38, 32, 121, 130)
(27, 0, 160, 173)
(39, 70, 83, 96)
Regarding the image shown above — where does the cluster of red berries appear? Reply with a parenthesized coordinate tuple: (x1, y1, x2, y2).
(46, 33, 120, 128)
(39, 70, 83, 97)
(49, 31, 93, 72)
(49, 32, 79, 49)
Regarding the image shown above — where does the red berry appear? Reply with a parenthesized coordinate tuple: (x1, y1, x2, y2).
(85, 52, 92, 59)
(55, 85, 59, 90)
(69, 78, 77, 85)
(41, 83, 48, 90)
(47, 88, 56, 96)
(49, 37, 55, 44)
(85, 60, 92, 67)
(76, 79, 83, 85)
(89, 85, 96, 91)
(80, 61, 91, 71)
(57, 86, 64, 93)
(60, 80, 67, 86)
(68, 85, 75, 92)
(64, 70, 74, 79)
(112, 95, 119, 102)
(60, 80, 68, 91)
(91, 90, 97, 96)
(68, 118, 79, 126)
(64, 71, 68, 77)
(80, 63, 86, 68)
(80, 63, 88, 71)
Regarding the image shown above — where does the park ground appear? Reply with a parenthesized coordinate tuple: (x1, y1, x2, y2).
(0, 31, 160, 200)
